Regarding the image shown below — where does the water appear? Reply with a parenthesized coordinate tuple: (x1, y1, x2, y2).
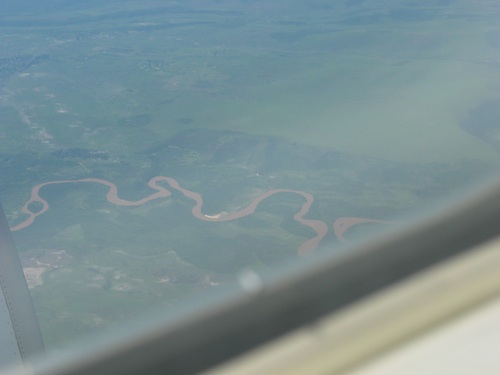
(1, 0, 500, 352)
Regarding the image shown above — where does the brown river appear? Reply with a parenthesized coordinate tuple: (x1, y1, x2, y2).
(10, 177, 384, 255)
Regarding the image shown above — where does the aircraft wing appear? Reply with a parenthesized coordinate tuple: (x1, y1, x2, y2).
(0, 203, 44, 367)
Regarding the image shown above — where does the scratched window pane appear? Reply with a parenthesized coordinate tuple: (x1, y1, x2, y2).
(1, 0, 500, 354)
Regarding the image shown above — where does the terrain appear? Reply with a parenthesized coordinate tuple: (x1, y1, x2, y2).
(1, 0, 500, 351)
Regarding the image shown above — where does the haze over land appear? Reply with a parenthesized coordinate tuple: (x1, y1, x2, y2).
(1, 0, 500, 350)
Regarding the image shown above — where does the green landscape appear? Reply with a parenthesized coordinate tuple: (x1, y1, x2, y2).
(1, 0, 500, 350)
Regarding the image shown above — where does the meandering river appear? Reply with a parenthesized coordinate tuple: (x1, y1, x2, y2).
(10, 177, 383, 255)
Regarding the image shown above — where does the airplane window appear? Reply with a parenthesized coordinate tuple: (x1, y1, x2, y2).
(1, 0, 500, 373)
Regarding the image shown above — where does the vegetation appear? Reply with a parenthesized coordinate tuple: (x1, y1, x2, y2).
(1, 0, 500, 351)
